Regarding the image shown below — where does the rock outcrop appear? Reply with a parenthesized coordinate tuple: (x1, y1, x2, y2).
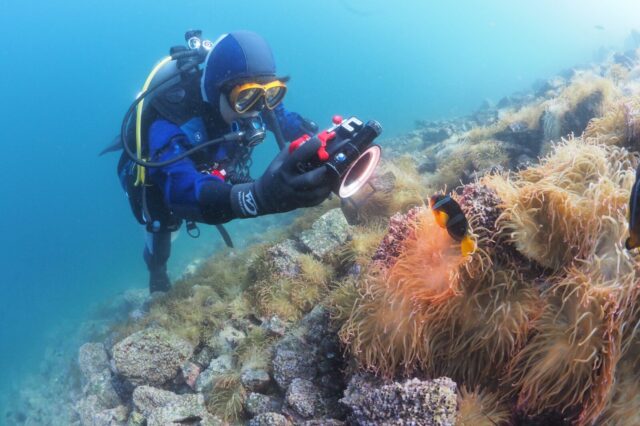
(132, 386, 221, 425)
(112, 328, 193, 387)
(299, 209, 352, 259)
(341, 374, 458, 426)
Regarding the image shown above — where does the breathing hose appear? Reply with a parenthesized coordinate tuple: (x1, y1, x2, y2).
(134, 56, 173, 185)
(120, 51, 245, 181)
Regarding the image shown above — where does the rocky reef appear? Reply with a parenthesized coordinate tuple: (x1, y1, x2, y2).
(7, 41, 640, 425)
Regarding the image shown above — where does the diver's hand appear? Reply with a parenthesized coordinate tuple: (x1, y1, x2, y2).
(230, 137, 332, 217)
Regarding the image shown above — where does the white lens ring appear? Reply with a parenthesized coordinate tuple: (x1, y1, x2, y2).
(338, 145, 381, 198)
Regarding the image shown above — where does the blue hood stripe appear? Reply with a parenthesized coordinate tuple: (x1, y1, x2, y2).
(201, 31, 276, 105)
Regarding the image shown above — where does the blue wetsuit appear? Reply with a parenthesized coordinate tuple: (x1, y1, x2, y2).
(145, 104, 312, 225)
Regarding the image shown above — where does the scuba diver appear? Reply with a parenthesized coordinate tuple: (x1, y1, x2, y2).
(112, 30, 335, 293)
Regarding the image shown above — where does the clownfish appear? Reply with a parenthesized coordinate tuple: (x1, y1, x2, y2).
(429, 194, 476, 257)
(626, 165, 640, 250)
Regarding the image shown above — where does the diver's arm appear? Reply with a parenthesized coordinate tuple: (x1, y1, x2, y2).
(149, 120, 332, 223)
(148, 120, 235, 224)
(267, 104, 318, 142)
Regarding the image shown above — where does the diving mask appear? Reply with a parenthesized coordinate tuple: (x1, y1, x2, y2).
(228, 80, 287, 113)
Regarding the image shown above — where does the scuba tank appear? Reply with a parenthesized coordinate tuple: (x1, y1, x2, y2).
(122, 30, 214, 186)
(118, 31, 213, 226)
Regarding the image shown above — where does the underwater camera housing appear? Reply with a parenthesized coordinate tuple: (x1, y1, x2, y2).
(297, 116, 382, 198)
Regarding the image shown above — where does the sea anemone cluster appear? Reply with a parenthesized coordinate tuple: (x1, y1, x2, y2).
(488, 137, 640, 423)
(584, 98, 640, 151)
(339, 209, 467, 376)
(340, 134, 640, 424)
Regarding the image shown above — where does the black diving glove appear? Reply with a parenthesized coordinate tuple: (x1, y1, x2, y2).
(230, 137, 333, 217)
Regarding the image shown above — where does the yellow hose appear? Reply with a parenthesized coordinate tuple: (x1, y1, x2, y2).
(134, 56, 173, 186)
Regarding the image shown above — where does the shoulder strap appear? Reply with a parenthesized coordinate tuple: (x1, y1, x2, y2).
(151, 133, 192, 161)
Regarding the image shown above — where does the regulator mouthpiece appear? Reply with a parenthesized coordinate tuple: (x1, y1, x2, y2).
(231, 116, 267, 147)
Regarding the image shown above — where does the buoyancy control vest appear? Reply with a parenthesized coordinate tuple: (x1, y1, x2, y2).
(117, 56, 200, 228)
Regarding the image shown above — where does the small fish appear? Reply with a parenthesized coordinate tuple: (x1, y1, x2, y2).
(626, 165, 640, 250)
(429, 194, 476, 256)
(594, 25, 605, 31)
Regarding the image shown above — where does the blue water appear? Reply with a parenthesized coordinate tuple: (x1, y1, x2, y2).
(0, 0, 638, 412)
